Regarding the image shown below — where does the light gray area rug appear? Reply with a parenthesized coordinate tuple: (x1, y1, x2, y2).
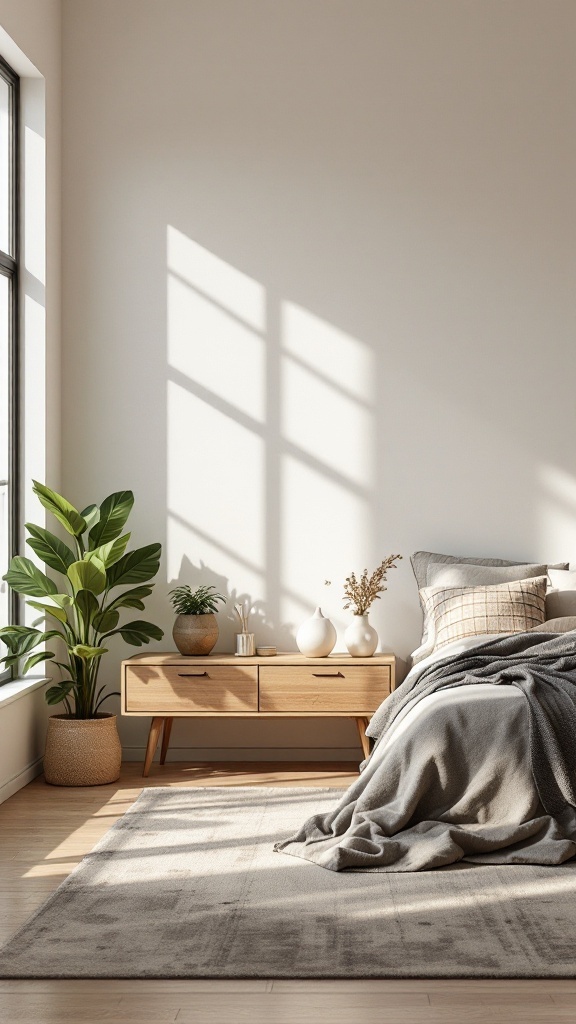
(1, 786, 576, 978)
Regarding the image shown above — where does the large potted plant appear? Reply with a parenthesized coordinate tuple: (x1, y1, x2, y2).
(0, 481, 164, 786)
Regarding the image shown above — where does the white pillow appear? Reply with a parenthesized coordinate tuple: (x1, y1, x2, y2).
(546, 568, 576, 619)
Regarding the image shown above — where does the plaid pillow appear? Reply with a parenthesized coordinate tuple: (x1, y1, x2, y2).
(419, 577, 547, 654)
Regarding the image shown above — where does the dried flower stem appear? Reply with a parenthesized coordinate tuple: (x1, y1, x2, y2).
(343, 555, 402, 615)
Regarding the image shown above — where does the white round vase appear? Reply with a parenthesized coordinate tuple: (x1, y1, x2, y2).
(296, 607, 337, 658)
(345, 614, 378, 657)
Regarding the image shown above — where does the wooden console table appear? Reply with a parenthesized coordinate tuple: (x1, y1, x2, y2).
(121, 652, 397, 777)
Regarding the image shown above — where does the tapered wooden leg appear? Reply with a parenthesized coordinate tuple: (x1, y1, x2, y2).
(143, 717, 164, 777)
(356, 717, 371, 760)
(160, 717, 173, 765)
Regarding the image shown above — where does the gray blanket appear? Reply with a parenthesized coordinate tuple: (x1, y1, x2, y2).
(275, 632, 576, 871)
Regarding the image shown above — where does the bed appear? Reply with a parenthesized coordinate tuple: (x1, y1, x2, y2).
(275, 552, 576, 872)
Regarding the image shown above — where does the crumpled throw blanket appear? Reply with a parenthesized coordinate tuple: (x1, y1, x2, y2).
(275, 632, 576, 871)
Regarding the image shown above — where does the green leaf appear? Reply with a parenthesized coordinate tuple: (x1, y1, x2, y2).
(93, 608, 120, 634)
(0, 627, 45, 666)
(95, 690, 121, 711)
(23, 651, 54, 674)
(45, 682, 74, 706)
(75, 589, 99, 628)
(105, 585, 153, 613)
(1, 654, 23, 669)
(103, 619, 164, 646)
(0, 625, 41, 653)
(0, 627, 60, 658)
(0, 625, 60, 644)
(0, 624, 39, 635)
(106, 544, 161, 588)
(54, 661, 74, 678)
(67, 559, 106, 595)
(32, 481, 86, 537)
(80, 504, 100, 530)
(3, 556, 58, 597)
(89, 490, 134, 548)
(25, 524, 76, 575)
(70, 644, 108, 661)
(87, 533, 130, 569)
(26, 600, 68, 625)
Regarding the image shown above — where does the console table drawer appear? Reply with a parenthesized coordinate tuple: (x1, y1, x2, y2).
(124, 665, 258, 713)
(258, 665, 391, 713)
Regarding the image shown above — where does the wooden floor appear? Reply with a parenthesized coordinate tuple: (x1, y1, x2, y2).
(1, 762, 576, 1023)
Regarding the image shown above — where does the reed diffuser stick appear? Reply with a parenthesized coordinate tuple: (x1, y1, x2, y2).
(234, 602, 250, 633)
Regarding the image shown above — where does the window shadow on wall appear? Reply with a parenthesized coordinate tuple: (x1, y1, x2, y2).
(166, 227, 377, 652)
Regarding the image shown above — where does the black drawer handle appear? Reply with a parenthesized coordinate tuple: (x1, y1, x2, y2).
(312, 671, 344, 678)
(178, 671, 209, 678)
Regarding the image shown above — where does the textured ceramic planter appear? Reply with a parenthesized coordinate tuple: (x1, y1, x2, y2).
(173, 612, 219, 655)
(44, 714, 122, 787)
(296, 607, 337, 658)
(344, 614, 378, 657)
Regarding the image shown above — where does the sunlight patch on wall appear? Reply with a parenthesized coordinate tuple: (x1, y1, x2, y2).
(167, 229, 266, 592)
(167, 275, 265, 421)
(166, 379, 264, 585)
(282, 303, 372, 400)
(280, 303, 375, 631)
(281, 455, 372, 632)
(281, 305, 373, 487)
(24, 122, 45, 286)
(167, 228, 265, 422)
(167, 513, 263, 608)
(167, 227, 265, 330)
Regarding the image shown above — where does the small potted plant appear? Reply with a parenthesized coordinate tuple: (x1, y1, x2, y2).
(169, 584, 226, 655)
(0, 481, 164, 785)
(341, 555, 402, 656)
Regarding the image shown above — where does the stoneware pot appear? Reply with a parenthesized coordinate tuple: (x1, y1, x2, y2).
(43, 713, 122, 787)
(296, 607, 337, 658)
(173, 612, 219, 655)
(345, 613, 378, 657)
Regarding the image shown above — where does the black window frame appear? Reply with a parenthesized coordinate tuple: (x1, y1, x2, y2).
(0, 53, 20, 651)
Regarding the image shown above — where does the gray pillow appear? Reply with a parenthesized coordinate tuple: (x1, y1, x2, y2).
(529, 616, 576, 633)
(411, 550, 531, 592)
(426, 562, 548, 588)
(546, 568, 576, 619)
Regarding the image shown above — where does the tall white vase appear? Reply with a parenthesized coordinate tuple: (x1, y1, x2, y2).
(345, 613, 378, 657)
(296, 607, 337, 658)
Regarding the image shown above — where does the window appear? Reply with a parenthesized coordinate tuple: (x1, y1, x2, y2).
(0, 54, 19, 663)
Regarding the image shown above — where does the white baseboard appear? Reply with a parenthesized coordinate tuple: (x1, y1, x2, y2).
(0, 756, 44, 805)
(122, 746, 361, 763)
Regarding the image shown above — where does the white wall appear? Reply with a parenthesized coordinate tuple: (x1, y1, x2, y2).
(62, 0, 576, 761)
(0, 0, 61, 796)
(0, 679, 51, 802)
(0, 0, 61, 500)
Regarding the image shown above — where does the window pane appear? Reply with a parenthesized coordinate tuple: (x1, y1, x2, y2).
(0, 273, 9, 631)
(0, 77, 9, 254)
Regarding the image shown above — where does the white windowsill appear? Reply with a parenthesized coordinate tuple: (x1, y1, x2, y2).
(0, 676, 49, 709)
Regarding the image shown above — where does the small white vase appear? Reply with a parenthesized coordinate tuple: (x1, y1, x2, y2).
(296, 607, 337, 658)
(345, 613, 378, 657)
